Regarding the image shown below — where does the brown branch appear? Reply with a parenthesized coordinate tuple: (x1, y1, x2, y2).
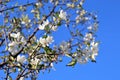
(0, 62, 7, 68)
(0, 39, 5, 46)
(5, 68, 10, 80)
(16, 67, 27, 80)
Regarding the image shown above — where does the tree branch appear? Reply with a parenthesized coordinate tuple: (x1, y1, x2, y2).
(0, 62, 7, 68)
(12, 5, 56, 58)
(0, 2, 36, 13)
(0, 39, 5, 46)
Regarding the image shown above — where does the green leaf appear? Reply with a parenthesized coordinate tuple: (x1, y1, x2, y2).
(38, 64, 44, 69)
(44, 46, 52, 54)
(55, 13, 59, 17)
(42, 35, 47, 38)
(66, 59, 77, 67)
(57, 22, 61, 26)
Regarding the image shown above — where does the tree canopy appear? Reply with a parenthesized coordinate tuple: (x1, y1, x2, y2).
(0, 0, 99, 80)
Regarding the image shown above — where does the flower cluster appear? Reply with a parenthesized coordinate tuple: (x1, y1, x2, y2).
(75, 39, 99, 64)
(38, 19, 49, 30)
(8, 41, 19, 56)
(75, 10, 89, 24)
(39, 35, 54, 47)
(60, 41, 71, 54)
(38, 19, 58, 31)
(90, 41, 99, 61)
(0, 0, 99, 79)
(21, 15, 31, 25)
(17, 55, 26, 63)
(59, 10, 67, 20)
(8, 32, 26, 55)
(31, 57, 40, 66)
(84, 33, 93, 42)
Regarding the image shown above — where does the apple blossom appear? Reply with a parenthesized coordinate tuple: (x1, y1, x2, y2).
(90, 41, 99, 60)
(17, 55, 26, 63)
(0, 0, 99, 79)
(39, 35, 54, 47)
(10, 32, 20, 38)
(38, 24, 45, 30)
(59, 10, 67, 20)
(19, 77, 25, 80)
(8, 42, 19, 56)
(38, 19, 49, 30)
(31, 57, 40, 66)
(46, 36, 54, 44)
(84, 33, 93, 42)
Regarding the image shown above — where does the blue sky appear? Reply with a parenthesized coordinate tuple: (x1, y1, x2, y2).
(38, 0, 120, 80)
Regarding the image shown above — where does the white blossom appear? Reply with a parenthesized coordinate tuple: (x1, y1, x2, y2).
(10, 32, 20, 38)
(76, 19, 80, 24)
(21, 15, 31, 24)
(31, 58, 40, 65)
(77, 47, 91, 64)
(46, 35, 54, 44)
(90, 41, 99, 60)
(19, 77, 25, 80)
(17, 55, 26, 63)
(75, 15, 80, 23)
(84, 33, 93, 42)
(38, 19, 49, 30)
(8, 41, 17, 47)
(80, 10, 86, 16)
(83, 47, 91, 54)
(59, 10, 67, 20)
(50, 63, 56, 71)
(21, 19, 31, 25)
(66, 3, 74, 8)
(60, 41, 70, 54)
(87, 26, 93, 30)
(39, 36, 54, 47)
(20, 37, 26, 44)
(52, 25, 58, 31)
(36, 2, 42, 7)
(8, 42, 19, 56)
(43, 19, 49, 26)
(53, 16, 56, 21)
(21, 21, 25, 25)
(38, 24, 45, 30)
(39, 37, 48, 47)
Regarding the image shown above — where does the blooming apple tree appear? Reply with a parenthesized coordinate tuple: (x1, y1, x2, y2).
(0, 0, 99, 80)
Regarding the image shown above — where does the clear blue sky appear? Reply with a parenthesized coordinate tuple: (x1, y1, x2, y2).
(38, 0, 120, 80)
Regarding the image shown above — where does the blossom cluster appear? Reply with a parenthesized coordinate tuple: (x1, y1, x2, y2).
(6, 4, 98, 67)
(8, 32, 26, 56)
(0, 0, 99, 79)
(39, 35, 54, 47)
